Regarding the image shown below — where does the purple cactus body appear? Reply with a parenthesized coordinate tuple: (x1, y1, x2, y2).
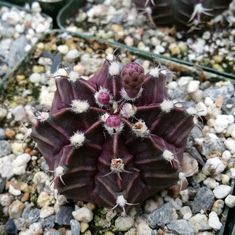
(31, 59, 194, 212)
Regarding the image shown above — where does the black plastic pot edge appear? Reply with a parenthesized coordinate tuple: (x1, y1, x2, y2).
(2, 29, 235, 234)
(57, 0, 235, 82)
(0, 0, 53, 92)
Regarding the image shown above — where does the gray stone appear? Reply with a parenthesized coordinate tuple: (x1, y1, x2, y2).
(167, 220, 194, 235)
(203, 83, 234, 102)
(44, 228, 60, 235)
(191, 187, 214, 213)
(0, 178, 5, 193)
(70, 219, 80, 235)
(0, 140, 11, 157)
(42, 215, 55, 229)
(0, 128, 5, 140)
(201, 136, 225, 157)
(145, 202, 176, 228)
(23, 207, 40, 224)
(55, 205, 74, 225)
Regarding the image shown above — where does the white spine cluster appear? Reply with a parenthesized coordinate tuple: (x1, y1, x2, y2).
(160, 100, 174, 113)
(70, 131, 85, 148)
(120, 103, 137, 118)
(109, 61, 121, 76)
(68, 71, 80, 82)
(149, 67, 160, 77)
(71, 99, 89, 113)
(132, 120, 149, 138)
(54, 166, 66, 185)
(162, 150, 174, 162)
(120, 87, 143, 101)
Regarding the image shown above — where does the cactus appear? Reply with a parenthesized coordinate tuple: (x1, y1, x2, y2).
(31, 56, 194, 214)
(133, 0, 232, 28)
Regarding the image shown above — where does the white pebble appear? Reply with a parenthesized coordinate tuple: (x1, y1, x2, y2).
(65, 49, 80, 61)
(58, 45, 69, 54)
(208, 211, 222, 230)
(29, 73, 42, 84)
(187, 80, 200, 93)
(224, 138, 235, 154)
(9, 185, 21, 196)
(225, 195, 235, 208)
(180, 206, 192, 220)
(196, 102, 208, 116)
(230, 168, 235, 179)
(115, 216, 134, 232)
(137, 221, 152, 235)
(202, 157, 226, 176)
(213, 185, 232, 199)
(72, 207, 93, 223)
(0, 194, 12, 207)
(214, 115, 234, 133)
(12, 153, 30, 175)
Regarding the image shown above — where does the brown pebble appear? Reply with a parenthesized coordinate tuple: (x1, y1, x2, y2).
(5, 128, 16, 139)
(21, 192, 30, 202)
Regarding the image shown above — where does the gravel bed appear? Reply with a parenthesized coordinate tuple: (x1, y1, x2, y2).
(0, 2, 52, 78)
(64, 0, 235, 74)
(0, 32, 234, 235)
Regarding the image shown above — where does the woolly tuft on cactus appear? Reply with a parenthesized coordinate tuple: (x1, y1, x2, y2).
(31, 57, 194, 214)
(133, 0, 232, 28)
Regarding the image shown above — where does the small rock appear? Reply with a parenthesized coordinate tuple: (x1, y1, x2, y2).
(167, 219, 194, 235)
(42, 215, 55, 229)
(40, 206, 55, 218)
(11, 105, 26, 122)
(44, 229, 60, 235)
(191, 187, 214, 213)
(24, 207, 40, 224)
(0, 106, 7, 121)
(208, 211, 222, 230)
(9, 200, 25, 219)
(0, 178, 6, 193)
(179, 206, 192, 220)
(136, 221, 152, 235)
(189, 214, 210, 233)
(37, 192, 53, 208)
(0, 193, 12, 206)
(202, 157, 226, 176)
(9, 184, 21, 196)
(57, 45, 69, 55)
(0, 140, 11, 157)
(224, 138, 235, 154)
(225, 195, 235, 208)
(72, 207, 93, 223)
(115, 216, 134, 232)
(11, 142, 26, 155)
(28, 222, 43, 235)
(55, 205, 74, 225)
(70, 219, 80, 235)
(12, 153, 30, 175)
(213, 185, 232, 199)
(29, 73, 42, 84)
(214, 115, 234, 133)
(187, 80, 200, 93)
(212, 200, 224, 215)
(5, 219, 17, 235)
(65, 49, 80, 61)
(145, 202, 177, 228)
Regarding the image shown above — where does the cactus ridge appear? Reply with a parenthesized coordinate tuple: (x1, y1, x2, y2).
(32, 58, 194, 213)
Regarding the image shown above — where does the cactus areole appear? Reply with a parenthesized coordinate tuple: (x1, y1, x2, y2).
(31, 57, 194, 213)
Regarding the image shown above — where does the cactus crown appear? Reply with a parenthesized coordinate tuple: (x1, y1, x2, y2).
(31, 56, 194, 213)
